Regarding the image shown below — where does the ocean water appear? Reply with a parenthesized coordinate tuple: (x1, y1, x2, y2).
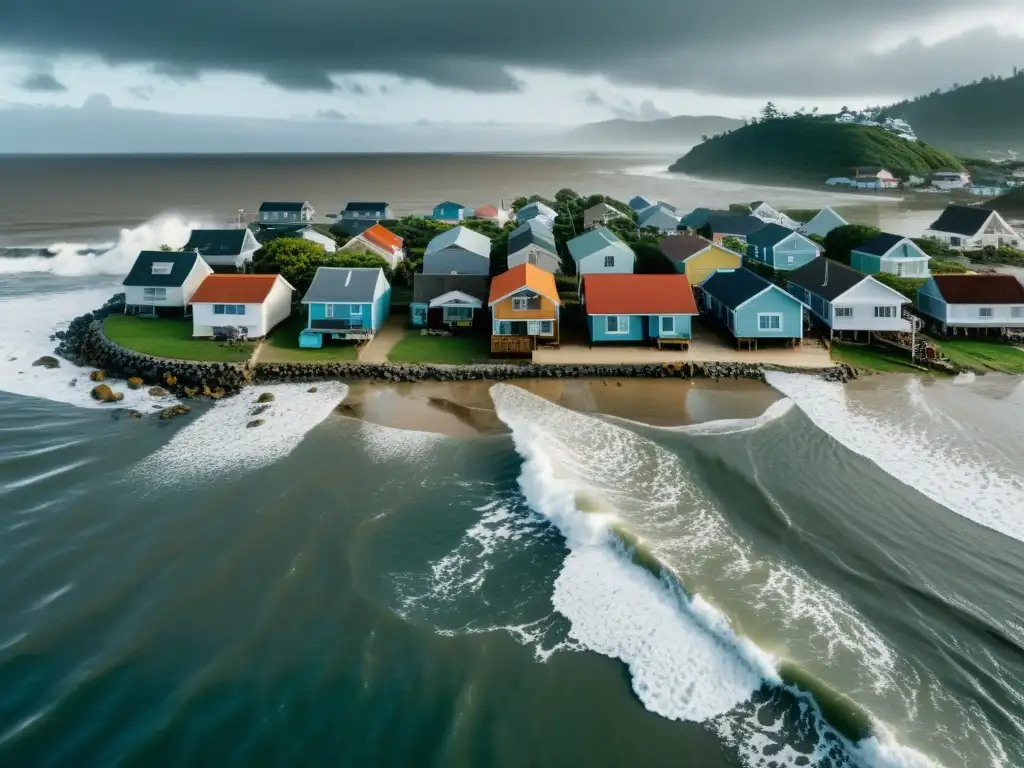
(1, 155, 1022, 766)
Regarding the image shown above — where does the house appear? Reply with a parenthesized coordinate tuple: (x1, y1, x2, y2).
(786, 258, 910, 340)
(583, 202, 626, 229)
(257, 224, 338, 254)
(629, 195, 656, 212)
(410, 274, 489, 328)
(853, 167, 899, 189)
(432, 201, 467, 223)
(580, 274, 697, 347)
(335, 202, 392, 236)
(122, 250, 213, 317)
(916, 274, 1024, 335)
(702, 213, 767, 243)
(423, 226, 492, 275)
(700, 268, 807, 347)
(189, 274, 293, 338)
(183, 228, 261, 269)
(637, 204, 682, 233)
(749, 201, 799, 229)
(968, 184, 1011, 198)
(515, 201, 557, 227)
(472, 204, 510, 226)
(850, 233, 931, 277)
(800, 207, 848, 238)
(924, 205, 1021, 250)
(298, 267, 391, 347)
(658, 233, 742, 285)
(337, 222, 405, 267)
(488, 263, 561, 354)
(258, 201, 313, 224)
(507, 219, 560, 273)
(931, 171, 971, 191)
(567, 226, 636, 276)
(745, 224, 821, 271)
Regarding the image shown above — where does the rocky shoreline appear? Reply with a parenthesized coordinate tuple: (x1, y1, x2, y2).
(52, 295, 857, 402)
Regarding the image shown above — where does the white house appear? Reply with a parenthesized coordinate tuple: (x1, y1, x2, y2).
(189, 274, 294, 338)
(850, 233, 931, 277)
(122, 250, 213, 316)
(917, 274, 1024, 334)
(931, 171, 971, 190)
(925, 205, 1022, 250)
(472, 204, 511, 226)
(507, 219, 560, 273)
(749, 201, 799, 229)
(583, 202, 626, 229)
(800, 207, 848, 238)
(183, 229, 261, 269)
(337, 223, 405, 267)
(258, 201, 314, 224)
(567, 226, 636, 276)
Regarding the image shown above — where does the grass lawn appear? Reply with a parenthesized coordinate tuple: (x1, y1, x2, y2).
(104, 315, 255, 362)
(387, 330, 491, 364)
(830, 343, 928, 374)
(934, 339, 1024, 374)
(258, 314, 361, 363)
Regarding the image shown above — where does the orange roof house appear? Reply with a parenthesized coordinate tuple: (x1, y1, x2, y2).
(338, 222, 406, 267)
(189, 274, 294, 338)
(581, 273, 697, 345)
(488, 264, 561, 354)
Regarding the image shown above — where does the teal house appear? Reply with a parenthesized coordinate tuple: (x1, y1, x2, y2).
(298, 267, 391, 348)
(581, 273, 698, 346)
(701, 268, 807, 345)
(432, 201, 466, 223)
(745, 224, 820, 271)
(850, 233, 931, 277)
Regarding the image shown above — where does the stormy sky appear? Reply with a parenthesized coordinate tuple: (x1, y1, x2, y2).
(1, 0, 1022, 150)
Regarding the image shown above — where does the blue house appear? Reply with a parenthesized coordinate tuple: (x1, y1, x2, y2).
(701, 268, 807, 347)
(637, 204, 682, 233)
(432, 201, 467, 223)
(299, 267, 391, 348)
(745, 224, 820, 271)
(629, 195, 656, 212)
(581, 274, 698, 348)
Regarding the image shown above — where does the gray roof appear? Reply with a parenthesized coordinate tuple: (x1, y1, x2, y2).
(301, 267, 382, 303)
(701, 268, 777, 310)
(508, 220, 557, 255)
(567, 226, 634, 262)
(123, 250, 200, 287)
(259, 201, 308, 212)
(638, 205, 681, 229)
(425, 225, 492, 259)
(183, 229, 248, 256)
(928, 205, 997, 236)
(413, 274, 489, 304)
(344, 202, 388, 212)
(787, 258, 866, 301)
(852, 233, 911, 257)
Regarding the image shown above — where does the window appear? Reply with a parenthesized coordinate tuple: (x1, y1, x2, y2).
(758, 313, 782, 331)
(214, 304, 224, 315)
(351, 304, 362, 316)
(150, 262, 173, 275)
(606, 316, 629, 334)
(325, 304, 334, 318)
(979, 307, 993, 318)
(527, 320, 542, 335)
(835, 307, 853, 318)
(143, 287, 167, 300)
(660, 316, 675, 334)
(1012, 307, 1023, 319)
(528, 252, 538, 265)
(539, 320, 553, 335)
(512, 297, 529, 310)
(443, 306, 474, 322)
(603, 255, 615, 268)
(896, 263, 904, 277)
(874, 306, 897, 318)
(787, 255, 794, 264)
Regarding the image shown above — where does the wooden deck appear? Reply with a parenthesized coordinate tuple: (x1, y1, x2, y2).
(491, 336, 534, 355)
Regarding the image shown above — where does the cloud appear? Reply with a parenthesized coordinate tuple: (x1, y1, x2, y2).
(0, 0, 1018, 97)
(128, 84, 154, 101)
(16, 71, 67, 92)
(610, 98, 671, 121)
(315, 108, 347, 120)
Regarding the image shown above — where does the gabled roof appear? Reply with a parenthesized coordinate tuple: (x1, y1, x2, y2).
(302, 267, 383, 304)
(629, 195, 656, 211)
(183, 229, 250, 256)
(746, 223, 806, 248)
(679, 207, 714, 228)
(123, 250, 201, 287)
(344, 201, 389, 212)
(801, 207, 848, 236)
(787, 258, 866, 301)
(582, 274, 697, 316)
(852, 233, 922, 258)
(567, 226, 634, 262)
(413, 273, 489, 304)
(508, 219, 557, 255)
(191, 274, 290, 304)
(359, 223, 404, 252)
(701, 268, 789, 311)
(474, 204, 499, 217)
(259, 201, 308, 212)
(706, 213, 768, 238)
(637, 204, 681, 229)
(425, 225, 492, 258)
(488, 263, 560, 306)
(517, 201, 557, 220)
(434, 201, 465, 211)
(658, 233, 715, 263)
(928, 205, 997, 236)
(931, 274, 1024, 304)
(584, 202, 622, 216)
(657, 201, 677, 212)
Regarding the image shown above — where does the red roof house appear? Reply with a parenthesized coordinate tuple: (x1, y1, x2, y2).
(581, 274, 697, 344)
(338, 222, 406, 267)
(189, 274, 294, 338)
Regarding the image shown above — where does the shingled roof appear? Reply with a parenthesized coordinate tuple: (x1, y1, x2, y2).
(122, 251, 200, 287)
(851, 233, 911, 257)
(787, 258, 867, 302)
(508, 219, 557, 255)
(183, 229, 249, 256)
(931, 274, 1024, 304)
(658, 233, 714, 264)
(413, 274, 489, 304)
(928, 205, 997, 236)
(701, 268, 776, 310)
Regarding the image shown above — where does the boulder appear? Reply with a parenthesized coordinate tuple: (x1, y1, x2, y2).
(89, 370, 106, 382)
(247, 419, 265, 428)
(158, 404, 192, 420)
(256, 391, 276, 403)
(90, 384, 123, 402)
(127, 377, 144, 389)
(307, 386, 318, 393)
(250, 404, 272, 416)
(148, 386, 170, 397)
(127, 410, 144, 419)
(32, 356, 60, 369)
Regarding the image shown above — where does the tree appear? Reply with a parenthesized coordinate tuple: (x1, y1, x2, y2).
(721, 236, 746, 253)
(510, 197, 528, 212)
(761, 101, 780, 121)
(254, 237, 329, 293)
(332, 251, 393, 283)
(822, 224, 882, 265)
(697, 223, 714, 240)
(158, 244, 179, 252)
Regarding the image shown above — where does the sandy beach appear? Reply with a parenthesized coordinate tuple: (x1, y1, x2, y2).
(338, 378, 782, 436)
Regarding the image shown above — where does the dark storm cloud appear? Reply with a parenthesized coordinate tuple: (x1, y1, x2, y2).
(0, 0, 1018, 96)
(16, 72, 66, 92)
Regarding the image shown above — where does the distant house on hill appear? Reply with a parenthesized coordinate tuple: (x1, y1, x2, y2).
(746, 224, 821, 271)
(507, 219, 560, 273)
(259, 201, 313, 224)
(850, 233, 931, 277)
(931, 171, 971, 191)
(423, 226, 492, 275)
(637, 204, 682, 233)
(658, 233, 742, 285)
(183, 228, 261, 269)
(516, 201, 557, 227)
(122, 250, 213, 317)
(190, 274, 293, 339)
(567, 226, 636, 276)
(827, 168, 898, 190)
(584, 202, 626, 229)
(916, 274, 1024, 335)
(432, 201, 467, 223)
(925, 205, 1021, 250)
(800, 207, 848, 238)
(337, 223, 405, 267)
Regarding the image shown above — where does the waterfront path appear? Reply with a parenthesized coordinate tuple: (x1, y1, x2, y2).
(359, 316, 406, 363)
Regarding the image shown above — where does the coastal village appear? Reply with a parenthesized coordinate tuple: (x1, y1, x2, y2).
(87, 186, 1024, 402)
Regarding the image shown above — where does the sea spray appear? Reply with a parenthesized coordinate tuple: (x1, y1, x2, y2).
(603, 397, 796, 436)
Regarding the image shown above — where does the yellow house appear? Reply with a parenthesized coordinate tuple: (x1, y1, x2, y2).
(488, 263, 561, 355)
(659, 233, 742, 284)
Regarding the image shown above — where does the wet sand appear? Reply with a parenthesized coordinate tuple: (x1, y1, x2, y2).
(338, 378, 782, 436)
